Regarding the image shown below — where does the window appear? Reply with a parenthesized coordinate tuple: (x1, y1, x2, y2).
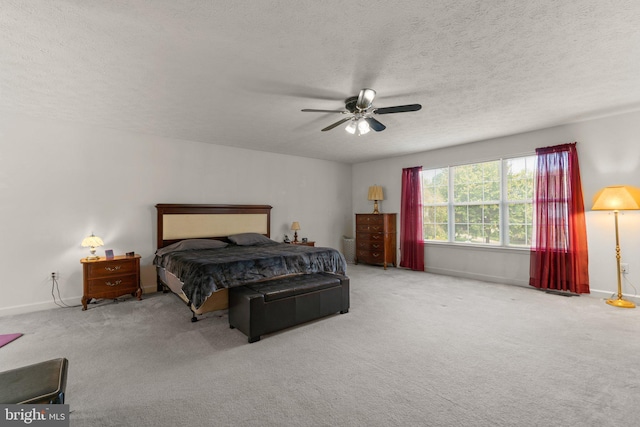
(421, 155, 535, 247)
(422, 167, 449, 241)
(453, 161, 500, 244)
(505, 156, 535, 246)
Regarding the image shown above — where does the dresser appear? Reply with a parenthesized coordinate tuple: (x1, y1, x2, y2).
(81, 255, 141, 310)
(355, 213, 397, 269)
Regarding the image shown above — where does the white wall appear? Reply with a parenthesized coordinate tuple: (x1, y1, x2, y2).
(0, 113, 352, 315)
(352, 110, 640, 301)
(3, 109, 638, 315)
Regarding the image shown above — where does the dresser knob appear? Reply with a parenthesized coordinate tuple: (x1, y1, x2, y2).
(105, 280, 122, 287)
(105, 266, 121, 272)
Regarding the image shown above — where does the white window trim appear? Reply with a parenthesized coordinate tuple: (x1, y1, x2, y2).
(422, 154, 535, 249)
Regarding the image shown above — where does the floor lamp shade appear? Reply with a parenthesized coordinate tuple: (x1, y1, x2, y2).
(592, 185, 640, 308)
(592, 186, 640, 211)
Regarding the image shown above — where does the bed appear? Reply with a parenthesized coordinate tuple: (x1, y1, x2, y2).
(154, 204, 347, 321)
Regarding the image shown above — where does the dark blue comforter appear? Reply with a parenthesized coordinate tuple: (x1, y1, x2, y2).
(154, 242, 347, 309)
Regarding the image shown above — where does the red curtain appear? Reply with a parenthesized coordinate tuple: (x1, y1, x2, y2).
(400, 166, 425, 271)
(529, 143, 589, 293)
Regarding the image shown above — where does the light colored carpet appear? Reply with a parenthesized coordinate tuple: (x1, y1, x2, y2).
(1, 265, 639, 426)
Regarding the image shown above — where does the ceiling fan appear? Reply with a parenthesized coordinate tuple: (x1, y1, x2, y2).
(302, 88, 421, 135)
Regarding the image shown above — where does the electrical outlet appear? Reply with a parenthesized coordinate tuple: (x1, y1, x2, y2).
(621, 263, 629, 275)
(51, 272, 57, 280)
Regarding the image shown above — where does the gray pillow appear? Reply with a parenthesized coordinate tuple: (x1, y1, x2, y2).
(228, 233, 273, 246)
(156, 239, 228, 256)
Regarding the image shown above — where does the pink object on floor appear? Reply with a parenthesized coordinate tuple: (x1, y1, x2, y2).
(0, 333, 23, 348)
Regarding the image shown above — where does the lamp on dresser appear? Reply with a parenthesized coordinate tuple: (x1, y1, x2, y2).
(368, 185, 384, 214)
(291, 222, 301, 243)
(592, 185, 640, 309)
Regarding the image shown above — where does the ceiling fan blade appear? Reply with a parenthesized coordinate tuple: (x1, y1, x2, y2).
(302, 109, 346, 113)
(356, 88, 376, 111)
(364, 117, 386, 132)
(373, 104, 422, 114)
(321, 117, 351, 132)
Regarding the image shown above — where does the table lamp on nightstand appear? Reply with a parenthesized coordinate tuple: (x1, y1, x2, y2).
(291, 222, 300, 243)
(81, 233, 104, 260)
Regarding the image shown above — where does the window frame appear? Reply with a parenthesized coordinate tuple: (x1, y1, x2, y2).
(421, 154, 535, 248)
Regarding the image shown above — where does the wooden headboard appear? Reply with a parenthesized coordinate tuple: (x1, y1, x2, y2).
(156, 204, 273, 249)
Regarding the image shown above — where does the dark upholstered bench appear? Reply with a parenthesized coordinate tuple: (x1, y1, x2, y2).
(0, 358, 68, 404)
(229, 272, 349, 343)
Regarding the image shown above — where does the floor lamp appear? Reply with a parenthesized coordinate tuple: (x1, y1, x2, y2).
(592, 185, 640, 308)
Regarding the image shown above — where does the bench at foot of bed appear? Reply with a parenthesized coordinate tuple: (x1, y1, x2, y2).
(228, 272, 350, 343)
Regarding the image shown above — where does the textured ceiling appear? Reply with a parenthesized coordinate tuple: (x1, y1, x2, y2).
(2, 1, 640, 164)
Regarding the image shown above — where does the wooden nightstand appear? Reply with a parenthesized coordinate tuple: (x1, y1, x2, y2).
(80, 255, 142, 310)
(290, 241, 315, 247)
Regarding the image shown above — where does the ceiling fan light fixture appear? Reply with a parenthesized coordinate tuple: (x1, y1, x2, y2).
(303, 87, 421, 133)
(357, 119, 370, 135)
(345, 118, 370, 136)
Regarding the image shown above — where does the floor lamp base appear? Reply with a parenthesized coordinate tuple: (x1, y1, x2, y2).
(606, 298, 636, 309)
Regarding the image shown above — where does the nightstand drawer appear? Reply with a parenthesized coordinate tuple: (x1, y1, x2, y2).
(88, 274, 138, 294)
(85, 260, 136, 278)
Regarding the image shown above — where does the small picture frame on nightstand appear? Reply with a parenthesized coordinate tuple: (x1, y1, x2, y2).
(126, 251, 135, 257)
(302, 237, 308, 243)
(105, 249, 114, 259)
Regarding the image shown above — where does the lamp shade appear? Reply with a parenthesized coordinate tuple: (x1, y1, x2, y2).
(368, 185, 384, 201)
(345, 121, 356, 134)
(81, 234, 104, 248)
(291, 222, 301, 231)
(592, 186, 640, 211)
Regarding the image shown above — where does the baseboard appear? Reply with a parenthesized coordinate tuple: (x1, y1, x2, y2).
(589, 288, 640, 305)
(0, 300, 68, 317)
(426, 266, 530, 287)
(427, 268, 640, 305)
(0, 284, 158, 317)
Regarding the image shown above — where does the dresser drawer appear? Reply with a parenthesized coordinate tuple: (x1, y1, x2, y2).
(85, 259, 137, 278)
(357, 232, 385, 243)
(356, 249, 385, 264)
(356, 214, 384, 226)
(356, 224, 386, 233)
(356, 240, 384, 251)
